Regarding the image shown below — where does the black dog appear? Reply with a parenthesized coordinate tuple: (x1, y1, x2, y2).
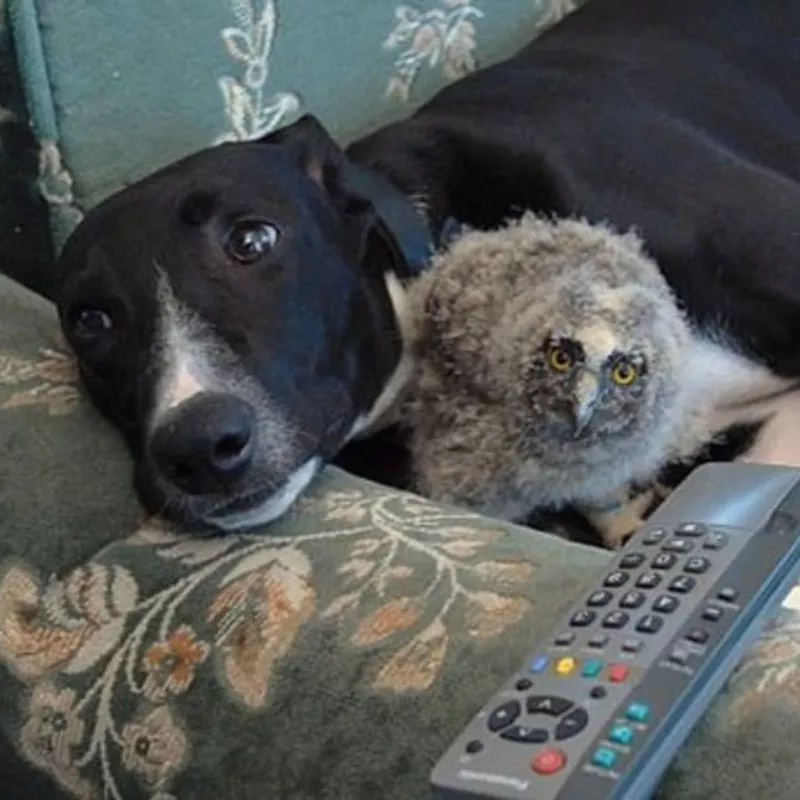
(56, 0, 800, 532)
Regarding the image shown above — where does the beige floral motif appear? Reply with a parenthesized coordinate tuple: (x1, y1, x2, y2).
(122, 706, 188, 787)
(533, 0, 583, 33)
(207, 548, 317, 709)
(465, 591, 531, 639)
(352, 598, 422, 646)
(373, 619, 449, 692)
(0, 347, 79, 416)
(384, 0, 483, 102)
(20, 683, 92, 798)
(142, 625, 210, 702)
(216, 0, 301, 143)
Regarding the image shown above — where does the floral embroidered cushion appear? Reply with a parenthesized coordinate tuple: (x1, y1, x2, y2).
(1, 272, 800, 798)
(6, 0, 586, 257)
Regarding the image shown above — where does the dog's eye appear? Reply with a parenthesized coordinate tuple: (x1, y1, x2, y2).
(69, 306, 114, 341)
(226, 220, 279, 263)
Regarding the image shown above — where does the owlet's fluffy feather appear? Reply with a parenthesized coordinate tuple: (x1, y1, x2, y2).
(403, 212, 712, 546)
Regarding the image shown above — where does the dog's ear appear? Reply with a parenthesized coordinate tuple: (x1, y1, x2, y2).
(261, 114, 344, 195)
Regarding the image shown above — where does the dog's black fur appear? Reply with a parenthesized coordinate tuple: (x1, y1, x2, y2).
(56, 0, 800, 533)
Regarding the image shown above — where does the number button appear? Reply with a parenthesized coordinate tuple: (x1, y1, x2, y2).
(651, 553, 677, 570)
(636, 572, 661, 590)
(619, 553, 646, 569)
(570, 610, 596, 627)
(669, 575, 696, 594)
(602, 611, 629, 629)
(663, 538, 693, 553)
(636, 614, 664, 634)
(587, 590, 613, 607)
(684, 557, 711, 574)
(620, 591, 646, 609)
(604, 571, 629, 588)
(652, 595, 679, 614)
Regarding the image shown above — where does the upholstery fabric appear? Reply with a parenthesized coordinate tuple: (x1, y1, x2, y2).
(0, 0, 53, 296)
(7, 0, 585, 258)
(1, 275, 800, 798)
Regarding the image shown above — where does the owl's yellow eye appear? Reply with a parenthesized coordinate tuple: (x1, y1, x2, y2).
(611, 360, 638, 386)
(548, 345, 574, 372)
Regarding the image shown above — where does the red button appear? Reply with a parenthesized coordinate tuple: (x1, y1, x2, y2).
(609, 664, 630, 683)
(532, 748, 567, 775)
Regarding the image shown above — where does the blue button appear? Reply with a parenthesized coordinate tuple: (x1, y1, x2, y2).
(530, 655, 549, 674)
(592, 747, 617, 769)
(582, 659, 604, 678)
(626, 702, 650, 723)
(609, 725, 634, 746)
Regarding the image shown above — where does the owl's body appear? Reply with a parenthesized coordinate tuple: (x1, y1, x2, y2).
(403, 213, 715, 545)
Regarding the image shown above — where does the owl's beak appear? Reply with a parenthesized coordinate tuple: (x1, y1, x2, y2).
(572, 372, 600, 436)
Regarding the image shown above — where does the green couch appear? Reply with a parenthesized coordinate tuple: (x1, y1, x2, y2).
(2, 1, 800, 798)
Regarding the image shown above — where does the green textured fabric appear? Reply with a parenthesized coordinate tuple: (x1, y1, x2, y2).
(0, 1, 54, 297)
(1, 274, 800, 799)
(7, 0, 586, 259)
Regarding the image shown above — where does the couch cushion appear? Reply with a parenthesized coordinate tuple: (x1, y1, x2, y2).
(1, 273, 800, 798)
(7, 0, 586, 261)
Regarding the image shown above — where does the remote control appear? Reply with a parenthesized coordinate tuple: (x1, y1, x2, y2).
(430, 462, 800, 799)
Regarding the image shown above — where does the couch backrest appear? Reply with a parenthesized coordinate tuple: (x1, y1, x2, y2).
(7, 0, 586, 284)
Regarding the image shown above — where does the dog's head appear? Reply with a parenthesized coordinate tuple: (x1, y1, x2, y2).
(56, 115, 413, 531)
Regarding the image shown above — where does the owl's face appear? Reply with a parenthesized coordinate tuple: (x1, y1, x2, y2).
(526, 323, 650, 446)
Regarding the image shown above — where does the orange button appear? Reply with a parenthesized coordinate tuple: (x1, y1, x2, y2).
(532, 748, 567, 776)
(609, 664, 630, 683)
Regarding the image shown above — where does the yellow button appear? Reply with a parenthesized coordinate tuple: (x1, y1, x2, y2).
(556, 657, 576, 676)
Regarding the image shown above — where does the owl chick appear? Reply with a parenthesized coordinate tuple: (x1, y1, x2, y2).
(402, 212, 712, 548)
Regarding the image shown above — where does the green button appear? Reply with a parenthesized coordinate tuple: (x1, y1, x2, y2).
(592, 747, 617, 769)
(582, 659, 604, 678)
(626, 702, 650, 723)
(609, 725, 634, 746)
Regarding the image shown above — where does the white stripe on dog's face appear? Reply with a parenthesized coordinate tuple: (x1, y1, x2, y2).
(150, 271, 218, 427)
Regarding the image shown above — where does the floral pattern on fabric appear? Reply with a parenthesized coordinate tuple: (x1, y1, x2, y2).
(216, 0, 301, 143)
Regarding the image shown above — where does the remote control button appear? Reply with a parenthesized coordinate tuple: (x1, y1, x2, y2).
(703, 532, 728, 550)
(702, 605, 723, 622)
(669, 575, 696, 594)
(501, 725, 549, 744)
(532, 748, 567, 776)
(651, 553, 677, 570)
(663, 538, 693, 553)
(718, 587, 739, 603)
(636, 614, 664, 634)
(626, 702, 650, 723)
(530, 655, 550, 674)
(609, 724, 634, 746)
(621, 638, 643, 653)
(555, 707, 589, 741)
(620, 590, 646, 609)
(556, 657, 576, 676)
(592, 747, 617, 769)
(570, 610, 597, 627)
(465, 739, 484, 754)
(642, 528, 667, 545)
(515, 678, 533, 691)
(604, 571, 629, 588)
(686, 628, 710, 645)
(590, 686, 607, 699)
(677, 522, 706, 537)
(554, 632, 576, 646)
(527, 696, 574, 716)
(684, 556, 711, 574)
(652, 595, 679, 613)
(636, 572, 661, 590)
(620, 552, 646, 569)
(582, 659, 604, 678)
(587, 590, 614, 607)
(669, 646, 689, 664)
(588, 634, 609, 649)
(487, 700, 521, 731)
(608, 663, 630, 683)
(602, 611, 630, 629)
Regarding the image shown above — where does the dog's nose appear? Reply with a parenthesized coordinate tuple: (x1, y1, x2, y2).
(149, 392, 256, 494)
